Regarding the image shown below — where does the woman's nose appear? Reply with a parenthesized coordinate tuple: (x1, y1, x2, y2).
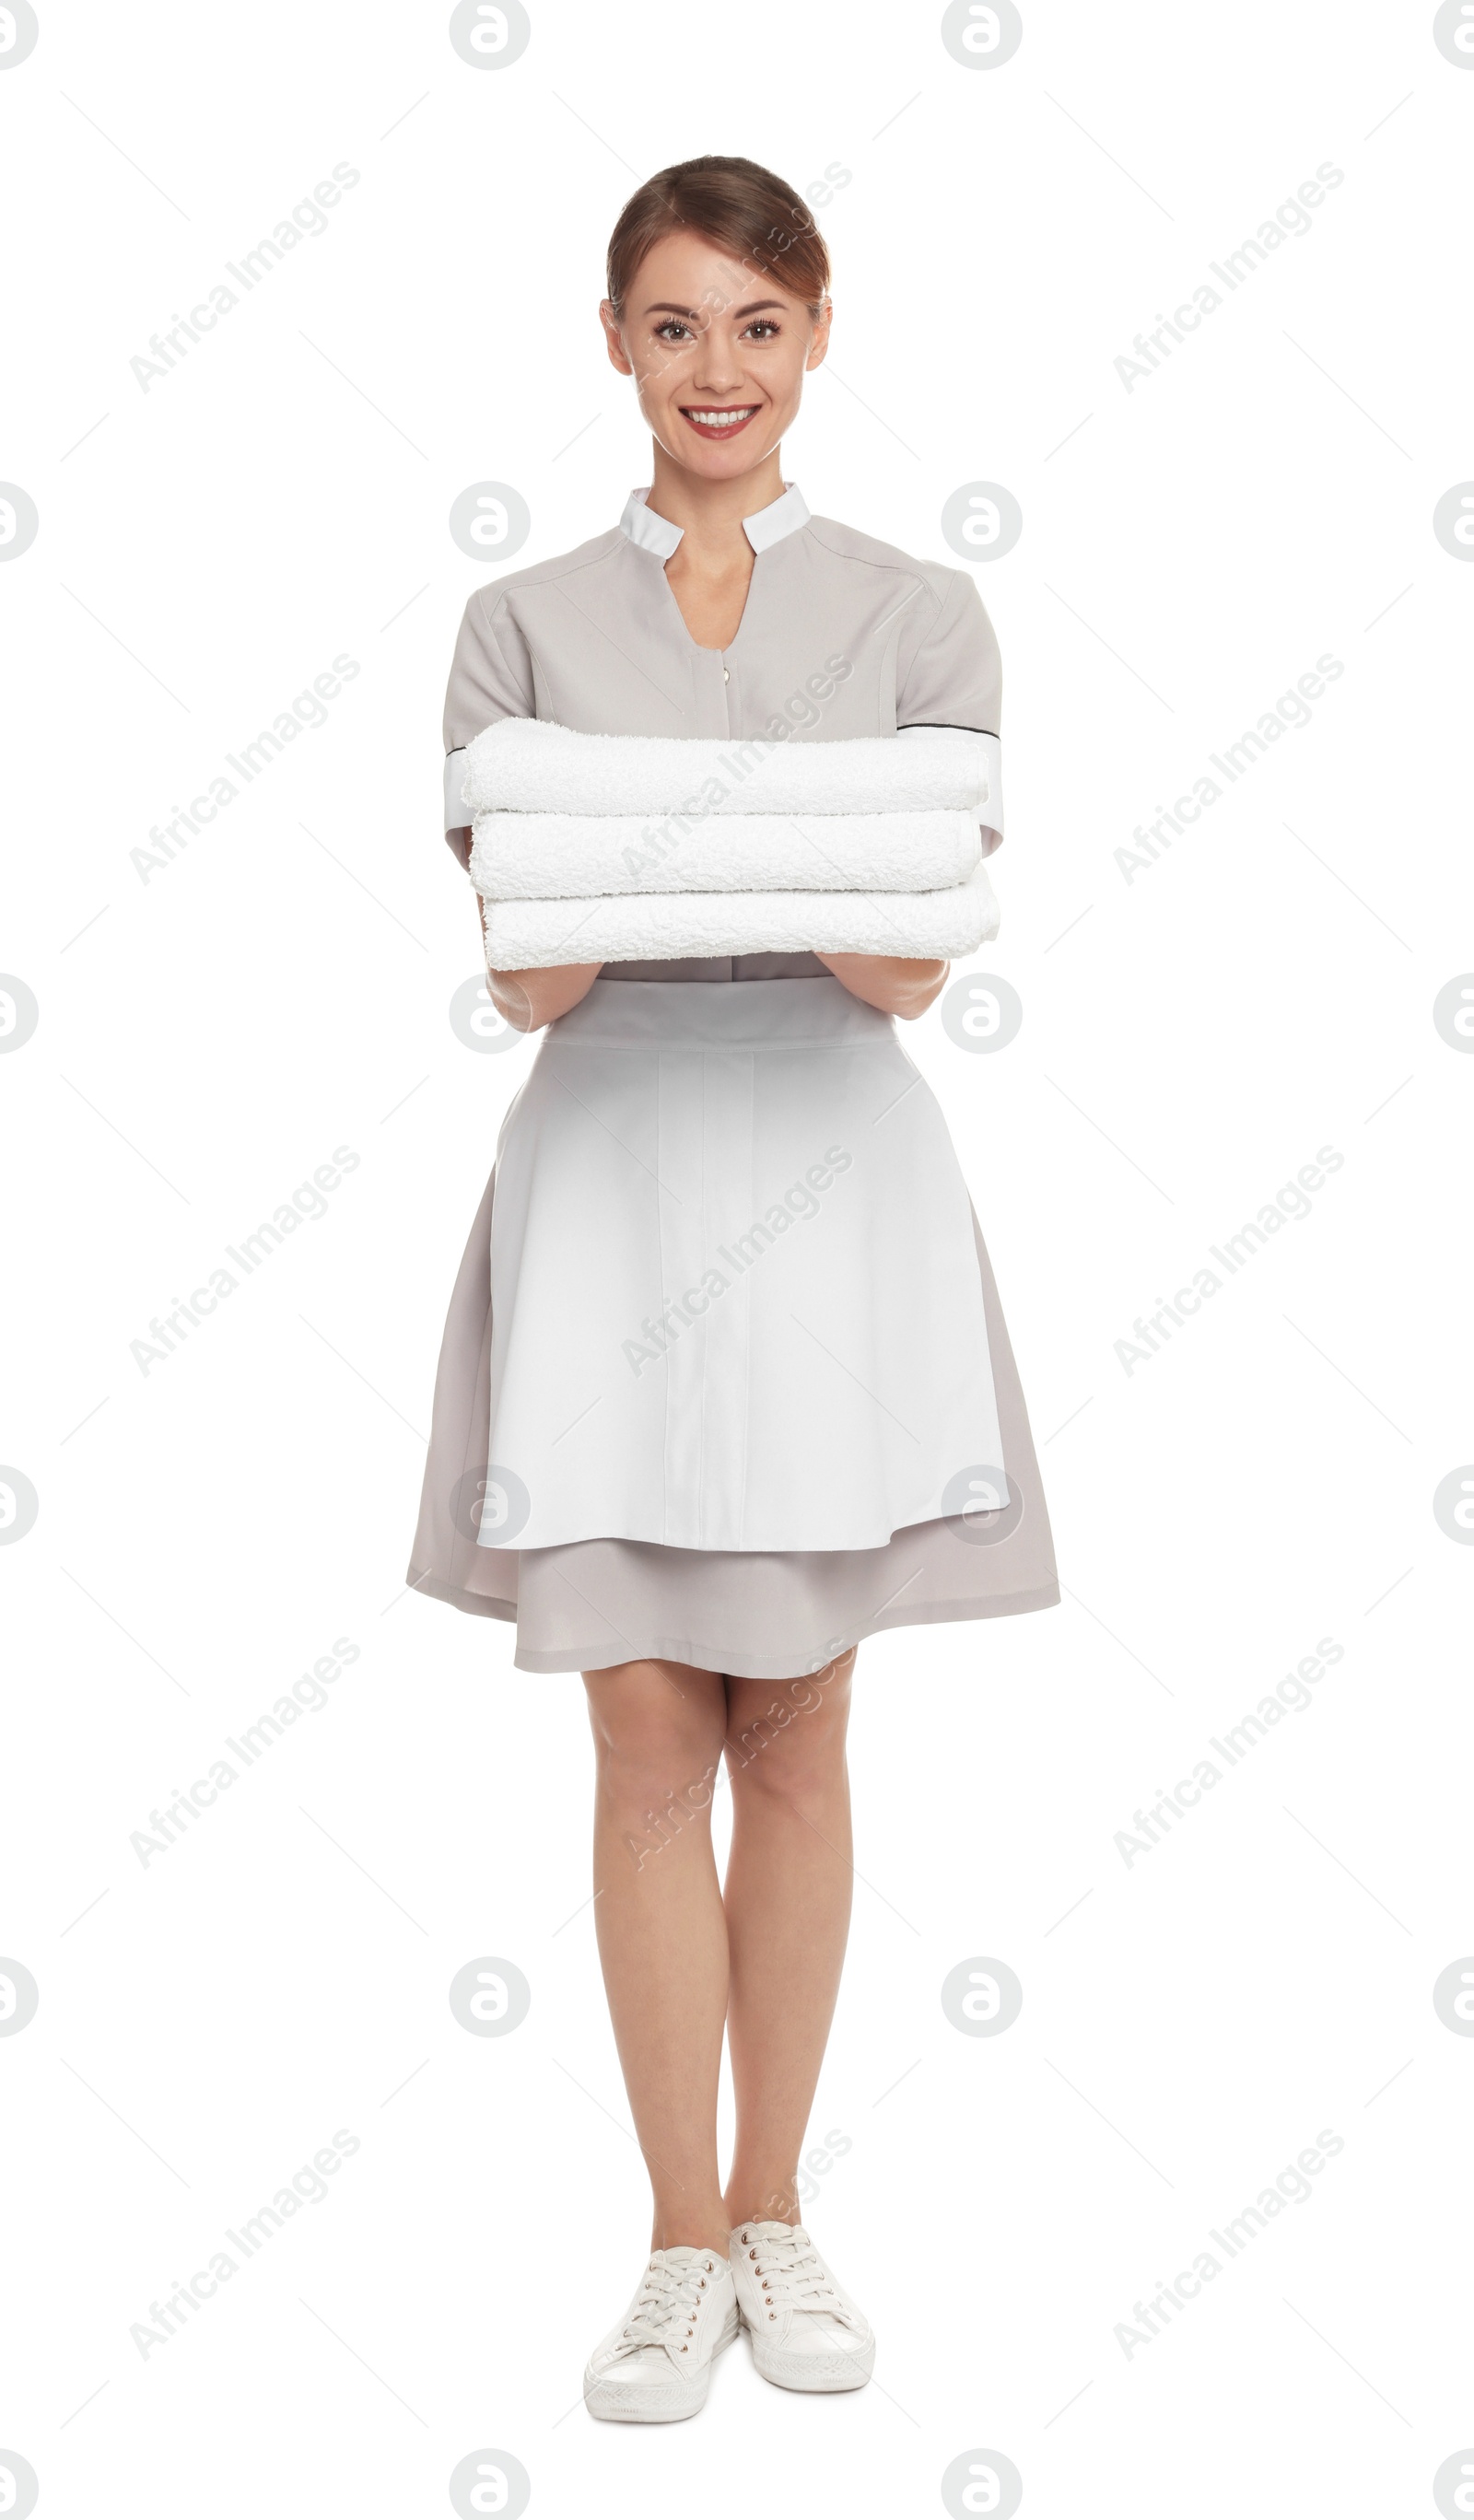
(689, 337, 743, 394)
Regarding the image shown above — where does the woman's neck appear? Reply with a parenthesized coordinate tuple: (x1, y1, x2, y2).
(644, 446, 786, 565)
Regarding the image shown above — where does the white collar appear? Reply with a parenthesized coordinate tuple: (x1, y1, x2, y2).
(618, 481, 810, 559)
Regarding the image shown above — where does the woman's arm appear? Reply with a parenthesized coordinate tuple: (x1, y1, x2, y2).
(475, 890, 602, 1030)
(444, 602, 593, 1029)
(487, 960, 604, 1030)
(816, 953, 949, 1021)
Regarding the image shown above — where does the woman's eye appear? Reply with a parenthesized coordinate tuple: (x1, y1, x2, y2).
(654, 320, 693, 343)
(743, 319, 780, 339)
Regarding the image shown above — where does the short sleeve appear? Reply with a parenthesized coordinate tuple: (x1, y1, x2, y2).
(442, 589, 536, 863)
(895, 571, 1001, 738)
(896, 571, 1004, 853)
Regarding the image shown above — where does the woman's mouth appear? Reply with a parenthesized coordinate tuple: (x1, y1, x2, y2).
(678, 404, 760, 440)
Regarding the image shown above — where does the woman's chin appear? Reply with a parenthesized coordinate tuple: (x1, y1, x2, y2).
(651, 427, 781, 482)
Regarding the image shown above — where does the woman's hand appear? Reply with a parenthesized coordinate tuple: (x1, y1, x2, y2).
(816, 953, 950, 1020)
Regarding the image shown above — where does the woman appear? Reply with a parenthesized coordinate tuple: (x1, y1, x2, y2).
(409, 156, 1058, 2421)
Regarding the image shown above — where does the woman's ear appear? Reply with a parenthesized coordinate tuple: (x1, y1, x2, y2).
(600, 300, 634, 376)
(805, 299, 833, 372)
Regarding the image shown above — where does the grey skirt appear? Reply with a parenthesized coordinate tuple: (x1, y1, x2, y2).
(406, 1166, 1059, 1677)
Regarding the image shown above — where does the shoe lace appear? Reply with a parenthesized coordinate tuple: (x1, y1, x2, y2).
(614, 2253, 718, 2362)
(739, 2225, 860, 2328)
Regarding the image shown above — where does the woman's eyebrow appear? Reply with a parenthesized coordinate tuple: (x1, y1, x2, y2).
(641, 298, 788, 320)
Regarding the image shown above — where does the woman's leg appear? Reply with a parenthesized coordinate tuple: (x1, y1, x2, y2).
(582, 1659, 731, 2251)
(719, 1649, 857, 2228)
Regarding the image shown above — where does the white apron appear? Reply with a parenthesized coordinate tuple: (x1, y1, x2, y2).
(476, 978, 1008, 1555)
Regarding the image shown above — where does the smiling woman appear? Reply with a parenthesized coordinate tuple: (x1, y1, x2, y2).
(598, 166, 833, 655)
(409, 151, 1058, 2424)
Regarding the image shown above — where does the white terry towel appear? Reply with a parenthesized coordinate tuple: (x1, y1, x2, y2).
(469, 807, 982, 900)
(459, 715, 994, 821)
(480, 859, 1000, 971)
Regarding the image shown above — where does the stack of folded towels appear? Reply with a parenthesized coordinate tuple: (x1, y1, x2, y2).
(458, 718, 1002, 970)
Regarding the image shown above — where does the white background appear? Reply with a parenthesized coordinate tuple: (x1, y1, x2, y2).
(3, 2, 1472, 2513)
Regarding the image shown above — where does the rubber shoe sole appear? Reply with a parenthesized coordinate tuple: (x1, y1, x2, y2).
(739, 2303, 875, 2392)
(583, 2303, 740, 2422)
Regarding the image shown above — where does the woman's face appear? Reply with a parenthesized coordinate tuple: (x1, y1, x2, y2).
(602, 229, 830, 480)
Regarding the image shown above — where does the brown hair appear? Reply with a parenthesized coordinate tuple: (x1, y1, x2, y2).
(605, 155, 830, 325)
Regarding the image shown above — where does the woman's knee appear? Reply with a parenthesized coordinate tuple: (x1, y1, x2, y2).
(584, 1661, 726, 1816)
(725, 1654, 854, 1804)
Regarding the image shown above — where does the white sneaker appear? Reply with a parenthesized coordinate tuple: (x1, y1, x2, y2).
(583, 2246, 739, 2422)
(730, 2220, 875, 2391)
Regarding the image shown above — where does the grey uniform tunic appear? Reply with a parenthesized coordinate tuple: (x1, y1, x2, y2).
(407, 481, 1058, 1675)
